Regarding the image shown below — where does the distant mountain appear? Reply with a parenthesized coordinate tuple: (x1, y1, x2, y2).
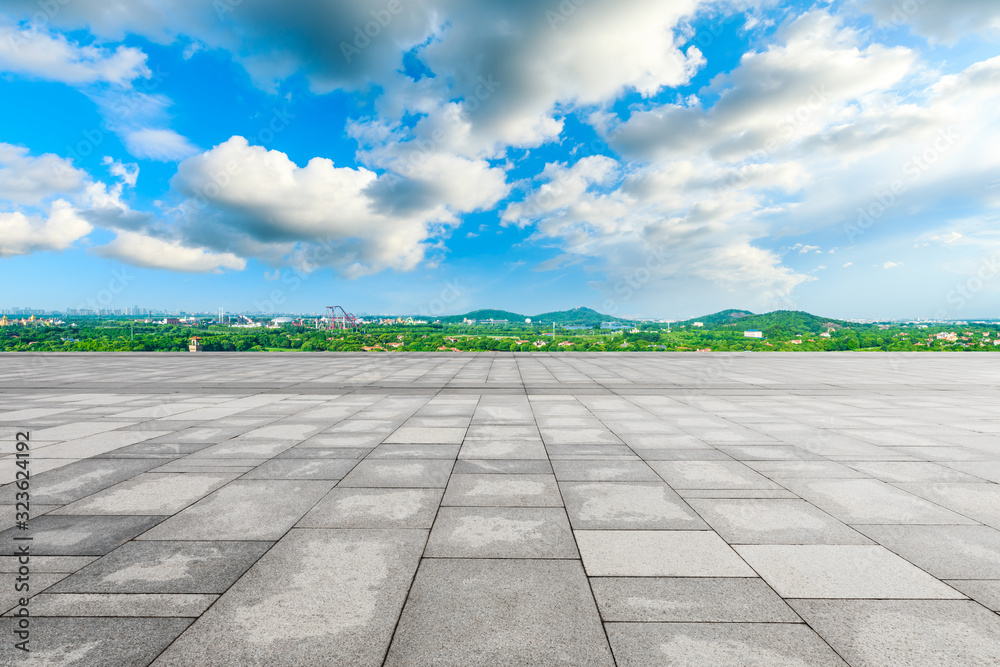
(680, 309, 848, 334)
(677, 309, 754, 326)
(532, 307, 626, 325)
(437, 306, 627, 326)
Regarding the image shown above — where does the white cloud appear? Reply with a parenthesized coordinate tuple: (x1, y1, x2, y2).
(96, 231, 245, 273)
(861, 0, 1000, 42)
(882, 261, 903, 269)
(166, 136, 506, 277)
(0, 22, 150, 85)
(607, 11, 915, 163)
(0, 143, 90, 205)
(89, 87, 199, 163)
(503, 157, 811, 311)
(124, 128, 199, 161)
(0, 200, 92, 257)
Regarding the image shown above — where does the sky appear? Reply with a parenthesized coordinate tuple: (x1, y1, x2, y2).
(1, 0, 1000, 320)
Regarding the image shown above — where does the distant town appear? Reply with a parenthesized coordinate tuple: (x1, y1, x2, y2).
(2, 306, 999, 353)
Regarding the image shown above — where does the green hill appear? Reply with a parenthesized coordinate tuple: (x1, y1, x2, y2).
(681, 310, 848, 335)
(677, 309, 754, 327)
(532, 307, 626, 326)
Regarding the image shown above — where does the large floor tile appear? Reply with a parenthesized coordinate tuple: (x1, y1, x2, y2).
(152, 529, 426, 666)
(606, 622, 846, 666)
(384, 559, 614, 666)
(735, 544, 966, 599)
(790, 599, 1000, 666)
(576, 530, 755, 577)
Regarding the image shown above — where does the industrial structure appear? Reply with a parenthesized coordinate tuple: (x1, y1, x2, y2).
(326, 305, 359, 330)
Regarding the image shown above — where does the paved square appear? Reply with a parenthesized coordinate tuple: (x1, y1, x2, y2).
(2, 352, 1000, 665)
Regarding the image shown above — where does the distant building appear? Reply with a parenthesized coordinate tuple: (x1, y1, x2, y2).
(188, 337, 203, 352)
(693, 322, 704, 327)
(744, 330, 763, 338)
(600, 322, 628, 330)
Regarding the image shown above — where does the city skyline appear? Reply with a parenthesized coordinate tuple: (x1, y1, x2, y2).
(2, 1, 1000, 319)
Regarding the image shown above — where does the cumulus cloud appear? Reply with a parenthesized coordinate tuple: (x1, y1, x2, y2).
(503, 157, 811, 311)
(861, 0, 1000, 42)
(166, 136, 506, 277)
(0, 144, 90, 205)
(0, 22, 149, 85)
(0, 200, 93, 257)
(607, 11, 915, 163)
(95, 230, 245, 273)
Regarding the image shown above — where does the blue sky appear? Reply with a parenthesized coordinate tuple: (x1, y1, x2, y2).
(1, 0, 1000, 319)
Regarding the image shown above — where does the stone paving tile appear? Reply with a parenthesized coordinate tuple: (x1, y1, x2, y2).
(943, 461, 1000, 483)
(0, 617, 193, 666)
(338, 459, 453, 488)
(735, 545, 966, 599)
(855, 524, 1000, 579)
(576, 530, 756, 577)
(895, 482, 1000, 529)
(744, 460, 866, 478)
(605, 622, 847, 666)
(590, 577, 800, 622)
(0, 515, 166, 555)
(789, 599, 1000, 666)
(241, 458, 358, 480)
(551, 459, 660, 481)
(844, 461, 985, 482)
(383, 426, 467, 444)
(633, 448, 732, 460)
(138, 480, 334, 540)
(52, 472, 238, 515)
(457, 439, 549, 459)
(384, 558, 614, 666)
(545, 443, 638, 459)
(23, 592, 218, 617)
(688, 499, 872, 545)
(540, 427, 623, 445)
(367, 444, 460, 459)
(452, 459, 552, 474)
(442, 473, 563, 506)
(780, 478, 977, 524)
(0, 555, 96, 573)
(0, 572, 70, 615)
(650, 460, 784, 490)
(17, 457, 165, 505)
(425, 506, 577, 558)
(48, 540, 272, 593)
(561, 482, 708, 530)
(278, 446, 372, 458)
(151, 529, 426, 667)
(943, 580, 1000, 611)
(675, 489, 804, 499)
(298, 488, 443, 528)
